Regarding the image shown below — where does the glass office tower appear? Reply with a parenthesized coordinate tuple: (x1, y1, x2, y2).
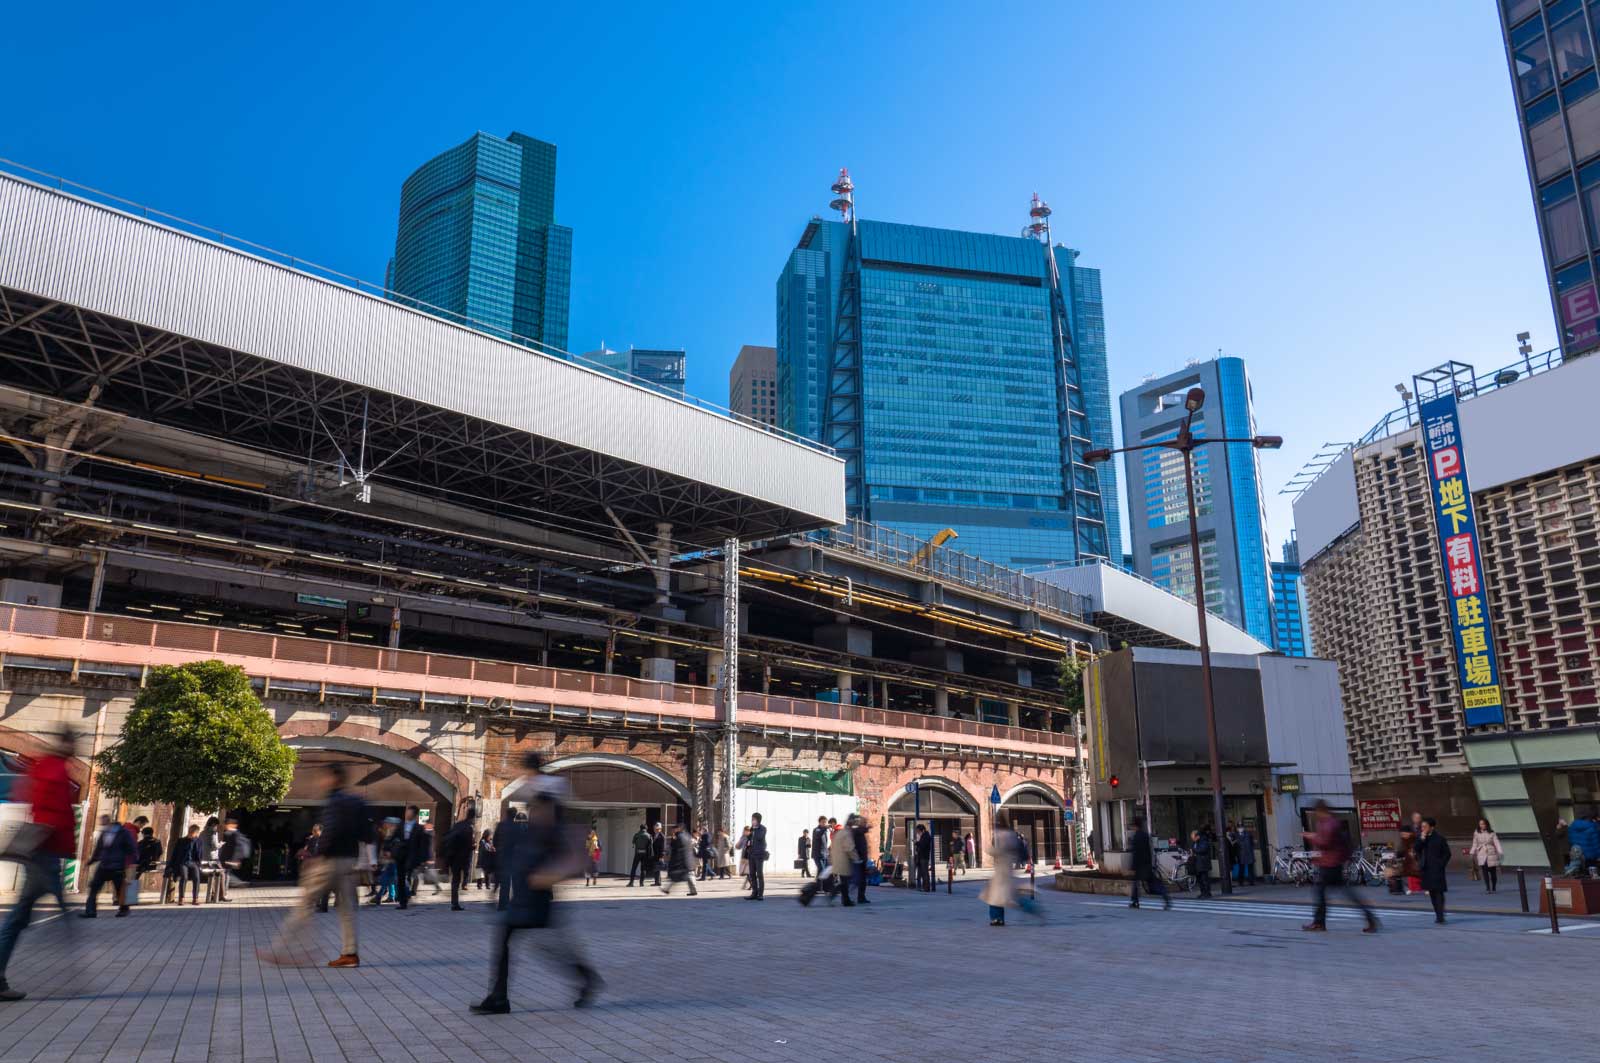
(776, 217, 1117, 569)
(1120, 356, 1275, 644)
(583, 346, 687, 397)
(1271, 535, 1310, 657)
(389, 131, 571, 353)
(1500, 0, 1600, 357)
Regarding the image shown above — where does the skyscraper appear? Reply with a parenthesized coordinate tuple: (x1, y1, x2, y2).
(583, 346, 686, 397)
(1500, 1, 1600, 359)
(1120, 356, 1275, 645)
(389, 131, 571, 353)
(775, 180, 1116, 569)
(729, 344, 777, 426)
(1271, 534, 1310, 657)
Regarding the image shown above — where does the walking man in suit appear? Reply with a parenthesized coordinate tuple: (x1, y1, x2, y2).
(811, 817, 829, 882)
(914, 825, 934, 892)
(745, 813, 769, 900)
(393, 805, 429, 910)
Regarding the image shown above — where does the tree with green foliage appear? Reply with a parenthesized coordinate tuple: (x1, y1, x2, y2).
(95, 660, 296, 853)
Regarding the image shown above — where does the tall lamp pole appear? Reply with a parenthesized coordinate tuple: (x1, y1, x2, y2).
(1085, 386, 1281, 896)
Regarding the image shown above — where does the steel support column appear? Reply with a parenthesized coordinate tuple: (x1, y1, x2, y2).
(720, 537, 740, 840)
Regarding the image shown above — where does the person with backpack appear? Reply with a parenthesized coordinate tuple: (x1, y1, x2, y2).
(626, 823, 651, 887)
(1302, 800, 1378, 934)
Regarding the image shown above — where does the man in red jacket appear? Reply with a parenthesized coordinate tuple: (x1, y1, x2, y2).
(0, 731, 79, 1002)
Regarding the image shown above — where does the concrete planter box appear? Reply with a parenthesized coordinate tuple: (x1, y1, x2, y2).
(1053, 872, 1131, 896)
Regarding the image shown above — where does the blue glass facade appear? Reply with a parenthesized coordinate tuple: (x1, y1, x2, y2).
(1271, 554, 1309, 657)
(777, 217, 1119, 569)
(1120, 356, 1275, 644)
(583, 346, 687, 396)
(1060, 250, 1122, 563)
(390, 131, 571, 353)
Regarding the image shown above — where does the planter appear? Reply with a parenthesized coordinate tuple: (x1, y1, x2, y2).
(1053, 871, 1132, 896)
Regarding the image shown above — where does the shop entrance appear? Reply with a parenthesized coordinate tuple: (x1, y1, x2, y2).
(887, 783, 976, 866)
(542, 760, 689, 877)
(999, 785, 1065, 867)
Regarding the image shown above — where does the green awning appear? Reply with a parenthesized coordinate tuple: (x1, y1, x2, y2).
(737, 768, 853, 796)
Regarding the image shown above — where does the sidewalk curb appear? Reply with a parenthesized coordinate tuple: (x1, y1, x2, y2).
(1202, 891, 1543, 919)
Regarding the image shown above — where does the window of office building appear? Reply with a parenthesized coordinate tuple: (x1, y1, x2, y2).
(1550, 0, 1593, 82)
(1514, 14, 1555, 102)
(1543, 175, 1587, 264)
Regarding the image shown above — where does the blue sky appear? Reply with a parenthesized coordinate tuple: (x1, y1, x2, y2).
(1, 3, 1549, 551)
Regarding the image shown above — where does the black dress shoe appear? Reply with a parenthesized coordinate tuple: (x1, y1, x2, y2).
(470, 998, 510, 1015)
(451, 905, 464, 911)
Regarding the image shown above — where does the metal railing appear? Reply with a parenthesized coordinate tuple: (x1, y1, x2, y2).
(0, 158, 834, 457)
(1355, 346, 1567, 448)
(805, 518, 1092, 620)
(0, 605, 1071, 751)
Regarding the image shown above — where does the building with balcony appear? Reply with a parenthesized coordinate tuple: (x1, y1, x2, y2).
(1293, 349, 1600, 861)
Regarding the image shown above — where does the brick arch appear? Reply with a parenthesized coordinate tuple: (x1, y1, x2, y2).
(276, 720, 471, 801)
(0, 724, 90, 790)
(884, 771, 982, 815)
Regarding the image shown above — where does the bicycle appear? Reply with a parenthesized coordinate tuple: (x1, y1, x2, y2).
(1271, 846, 1316, 886)
(1155, 846, 1195, 893)
(1347, 846, 1393, 886)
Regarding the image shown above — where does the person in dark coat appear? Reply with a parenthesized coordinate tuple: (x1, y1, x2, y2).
(626, 823, 651, 887)
(913, 825, 934, 892)
(166, 824, 204, 905)
(696, 827, 714, 880)
(649, 823, 667, 887)
(811, 817, 829, 881)
(391, 805, 430, 910)
(442, 808, 476, 911)
(1416, 817, 1451, 924)
(83, 814, 137, 918)
(662, 824, 699, 896)
(493, 809, 519, 909)
(470, 789, 602, 1015)
(745, 814, 769, 900)
(1128, 816, 1170, 910)
(851, 816, 871, 904)
(1190, 830, 1213, 898)
(476, 830, 497, 889)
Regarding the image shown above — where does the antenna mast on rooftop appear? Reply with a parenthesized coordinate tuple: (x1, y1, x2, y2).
(830, 168, 855, 226)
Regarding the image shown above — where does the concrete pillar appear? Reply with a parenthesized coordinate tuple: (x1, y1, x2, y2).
(1006, 701, 1020, 727)
(933, 687, 950, 716)
(707, 650, 725, 689)
(880, 679, 891, 710)
(387, 605, 403, 649)
(87, 550, 107, 614)
(836, 671, 853, 702)
(640, 657, 676, 683)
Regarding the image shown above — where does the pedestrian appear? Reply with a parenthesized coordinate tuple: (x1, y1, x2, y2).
(737, 825, 751, 884)
(493, 807, 519, 909)
(82, 813, 137, 918)
(745, 814, 769, 900)
(1567, 806, 1600, 876)
(696, 826, 714, 880)
(1470, 818, 1503, 893)
(370, 821, 398, 904)
(1127, 815, 1171, 910)
(650, 822, 666, 887)
(167, 823, 204, 905)
(392, 805, 428, 910)
(260, 762, 368, 968)
(1301, 800, 1378, 933)
(850, 815, 871, 904)
(831, 814, 861, 906)
(627, 822, 651, 887)
(714, 827, 733, 879)
(964, 831, 976, 870)
(477, 830, 497, 890)
(137, 826, 163, 880)
(299, 823, 330, 912)
(470, 787, 602, 1015)
(982, 826, 1043, 927)
(218, 818, 252, 899)
(1416, 817, 1451, 924)
(662, 823, 699, 896)
(1189, 829, 1213, 898)
(1235, 822, 1257, 886)
(585, 825, 601, 886)
(199, 816, 222, 899)
(797, 831, 812, 877)
(810, 816, 828, 883)
(416, 821, 444, 896)
(0, 729, 78, 1002)
(442, 806, 476, 911)
(913, 824, 934, 892)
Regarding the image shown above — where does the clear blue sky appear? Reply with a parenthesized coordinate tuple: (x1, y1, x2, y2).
(0, 3, 1550, 551)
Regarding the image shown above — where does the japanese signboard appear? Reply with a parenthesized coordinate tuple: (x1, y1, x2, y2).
(1417, 392, 1505, 727)
(1358, 798, 1402, 833)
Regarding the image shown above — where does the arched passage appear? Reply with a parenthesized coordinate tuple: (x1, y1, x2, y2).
(999, 781, 1066, 868)
(541, 754, 691, 878)
(887, 777, 979, 867)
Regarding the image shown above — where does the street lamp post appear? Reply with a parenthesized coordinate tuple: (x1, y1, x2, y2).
(1086, 386, 1280, 897)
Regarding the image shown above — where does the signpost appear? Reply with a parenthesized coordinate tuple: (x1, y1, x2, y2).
(1358, 798, 1402, 834)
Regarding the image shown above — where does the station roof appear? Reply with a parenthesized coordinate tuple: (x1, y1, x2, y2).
(0, 172, 844, 547)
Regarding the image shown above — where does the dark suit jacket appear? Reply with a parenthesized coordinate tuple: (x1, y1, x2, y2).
(914, 833, 933, 865)
(811, 825, 828, 861)
(394, 820, 430, 865)
(1130, 829, 1154, 878)
(747, 824, 768, 861)
(1417, 831, 1451, 892)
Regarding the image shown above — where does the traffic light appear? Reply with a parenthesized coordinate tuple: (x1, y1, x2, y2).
(1109, 774, 1120, 790)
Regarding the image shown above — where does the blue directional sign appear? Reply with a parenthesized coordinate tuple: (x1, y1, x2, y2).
(990, 784, 1001, 805)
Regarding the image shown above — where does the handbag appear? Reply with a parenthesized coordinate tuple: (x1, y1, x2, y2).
(793, 858, 807, 870)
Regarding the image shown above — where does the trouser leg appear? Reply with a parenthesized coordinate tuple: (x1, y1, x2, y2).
(1429, 890, 1445, 921)
(1313, 872, 1329, 925)
(489, 923, 514, 1002)
(1130, 877, 1141, 905)
(395, 861, 411, 907)
(451, 867, 463, 907)
(332, 859, 358, 955)
(0, 856, 49, 979)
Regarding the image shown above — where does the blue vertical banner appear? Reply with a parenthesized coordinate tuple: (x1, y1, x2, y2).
(1416, 392, 1505, 727)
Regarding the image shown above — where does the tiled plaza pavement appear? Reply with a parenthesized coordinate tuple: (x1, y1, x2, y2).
(0, 872, 1594, 1063)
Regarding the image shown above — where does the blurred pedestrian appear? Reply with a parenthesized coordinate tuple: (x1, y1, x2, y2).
(650, 823, 666, 887)
(442, 806, 475, 911)
(1235, 822, 1257, 886)
(1417, 817, 1451, 924)
(0, 730, 78, 1002)
(137, 827, 163, 879)
(913, 824, 934, 891)
(982, 827, 1043, 926)
(218, 818, 250, 899)
(260, 762, 368, 968)
(1189, 830, 1213, 898)
(476, 830, 497, 890)
(737, 825, 751, 884)
(1127, 815, 1170, 910)
(745, 814, 769, 900)
(1470, 818, 1503, 893)
(850, 816, 871, 904)
(1301, 800, 1378, 934)
(696, 825, 714, 880)
(1568, 807, 1600, 876)
(392, 805, 428, 910)
(797, 831, 812, 877)
(714, 828, 732, 879)
(470, 788, 602, 1015)
(82, 814, 136, 918)
(662, 823, 698, 896)
(964, 831, 976, 870)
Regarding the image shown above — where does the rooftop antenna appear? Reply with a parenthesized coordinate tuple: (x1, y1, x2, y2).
(829, 168, 855, 224)
(1022, 192, 1051, 241)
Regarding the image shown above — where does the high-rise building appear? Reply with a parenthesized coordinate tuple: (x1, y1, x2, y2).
(1294, 350, 1600, 858)
(583, 346, 686, 397)
(389, 131, 571, 353)
(729, 344, 777, 426)
(1270, 534, 1310, 657)
(775, 181, 1116, 569)
(1499, 1, 1600, 359)
(1120, 356, 1275, 645)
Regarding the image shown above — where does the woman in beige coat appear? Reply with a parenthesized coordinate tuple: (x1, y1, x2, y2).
(981, 828, 1044, 927)
(1470, 819, 1503, 893)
